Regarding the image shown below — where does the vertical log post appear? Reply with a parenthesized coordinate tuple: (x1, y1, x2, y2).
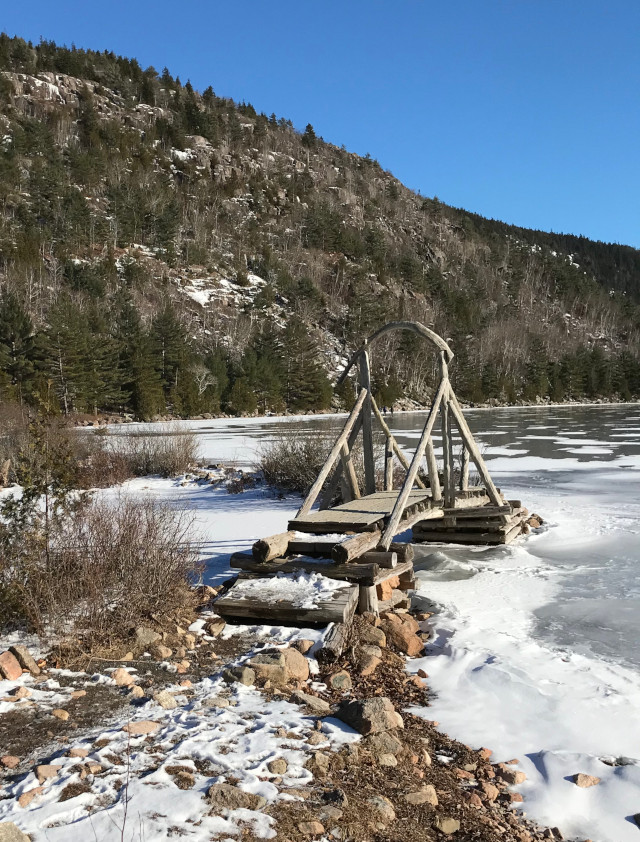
(359, 347, 376, 496)
(358, 584, 379, 616)
(425, 439, 441, 501)
(439, 353, 456, 510)
(341, 443, 361, 499)
(318, 415, 363, 510)
(460, 447, 470, 491)
(384, 436, 394, 491)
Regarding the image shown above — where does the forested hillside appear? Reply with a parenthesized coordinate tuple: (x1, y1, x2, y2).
(1, 33, 639, 420)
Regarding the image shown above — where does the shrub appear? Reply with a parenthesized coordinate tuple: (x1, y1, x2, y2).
(99, 423, 199, 478)
(0, 494, 200, 651)
(257, 429, 333, 495)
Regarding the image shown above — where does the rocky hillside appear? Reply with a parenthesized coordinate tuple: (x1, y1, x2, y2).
(0, 34, 639, 419)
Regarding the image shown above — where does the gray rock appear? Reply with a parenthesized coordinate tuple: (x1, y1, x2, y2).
(434, 815, 460, 834)
(378, 753, 397, 767)
(367, 795, 396, 823)
(153, 690, 178, 710)
(207, 783, 267, 811)
(0, 823, 31, 842)
(365, 731, 403, 757)
(404, 785, 438, 806)
(249, 651, 288, 685)
(359, 625, 386, 648)
(290, 691, 331, 713)
(336, 697, 403, 735)
(135, 627, 161, 649)
(328, 670, 352, 691)
(9, 645, 40, 676)
(222, 666, 255, 686)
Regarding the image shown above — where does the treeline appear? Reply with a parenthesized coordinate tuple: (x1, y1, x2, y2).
(0, 290, 332, 417)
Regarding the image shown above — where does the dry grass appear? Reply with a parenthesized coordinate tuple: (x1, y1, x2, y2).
(257, 430, 333, 495)
(0, 495, 201, 651)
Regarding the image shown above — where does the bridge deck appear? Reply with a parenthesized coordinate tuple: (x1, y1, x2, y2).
(289, 490, 432, 533)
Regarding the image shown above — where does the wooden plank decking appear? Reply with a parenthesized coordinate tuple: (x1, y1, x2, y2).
(214, 578, 358, 624)
(289, 490, 432, 533)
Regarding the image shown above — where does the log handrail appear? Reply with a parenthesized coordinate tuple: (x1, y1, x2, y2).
(337, 320, 454, 386)
(380, 374, 449, 548)
(296, 388, 368, 517)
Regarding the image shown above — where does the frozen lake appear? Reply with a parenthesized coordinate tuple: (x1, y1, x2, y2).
(109, 403, 640, 841)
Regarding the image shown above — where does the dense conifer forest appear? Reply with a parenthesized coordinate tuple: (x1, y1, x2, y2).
(0, 33, 639, 419)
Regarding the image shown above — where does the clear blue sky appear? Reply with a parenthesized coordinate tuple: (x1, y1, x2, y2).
(3, 1, 639, 247)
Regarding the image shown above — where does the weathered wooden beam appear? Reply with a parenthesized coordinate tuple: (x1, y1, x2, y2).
(318, 415, 363, 510)
(317, 622, 349, 664)
(230, 551, 381, 584)
(439, 352, 456, 510)
(297, 388, 368, 518)
(252, 530, 296, 563)
(360, 550, 397, 568)
(425, 439, 441, 501)
(460, 447, 470, 491)
(380, 375, 448, 549)
(371, 396, 427, 490)
(358, 584, 379, 615)
(390, 542, 414, 564)
(332, 530, 382, 564)
(384, 435, 394, 492)
(341, 442, 360, 500)
(359, 349, 376, 496)
(446, 386, 503, 508)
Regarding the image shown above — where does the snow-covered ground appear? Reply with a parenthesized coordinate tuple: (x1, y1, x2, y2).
(3, 404, 640, 840)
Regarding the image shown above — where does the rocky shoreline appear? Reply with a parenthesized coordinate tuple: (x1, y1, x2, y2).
(0, 593, 593, 842)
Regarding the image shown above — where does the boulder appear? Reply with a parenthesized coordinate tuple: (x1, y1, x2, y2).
(293, 639, 315, 654)
(377, 576, 400, 601)
(206, 782, 267, 811)
(381, 611, 419, 633)
(404, 785, 438, 806)
(9, 645, 40, 676)
(328, 670, 352, 691)
(499, 767, 527, 785)
(434, 815, 460, 834)
(481, 782, 500, 802)
(573, 773, 600, 788)
(314, 752, 330, 772)
(336, 697, 403, 735)
(129, 685, 145, 699)
(0, 822, 31, 842)
(151, 645, 173, 660)
(135, 627, 161, 649)
(0, 651, 22, 681)
(9, 687, 30, 699)
(17, 787, 43, 807)
(0, 756, 20, 769)
(112, 668, 135, 687)
(206, 617, 226, 636)
(222, 666, 255, 686)
(282, 647, 310, 682)
(35, 764, 62, 783)
(365, 731, 403, 757)
(379, 619, 424, 656)
(68, 748, 89, 759)
(359, 624, 386, 648)
(298, 821, 325, 837)
(153, 690, 178, 710)
(378, 753, 397, 767)
(249, 651, 288, 685)
(122, 720, 160, 736)
(52, 709, 69, 721)
(290, 691, 331, 714)
(367, 795, 396, 823)
(267, 758, 288, 775)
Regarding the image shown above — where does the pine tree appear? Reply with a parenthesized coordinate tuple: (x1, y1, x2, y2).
(0, 292, 35, 403)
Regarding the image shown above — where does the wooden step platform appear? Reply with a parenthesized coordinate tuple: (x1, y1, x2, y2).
(412, 502, 528, 546)
(214, 575, 359, 625)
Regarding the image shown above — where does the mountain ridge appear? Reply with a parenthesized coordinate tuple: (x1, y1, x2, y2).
(0, 33, 638, 419)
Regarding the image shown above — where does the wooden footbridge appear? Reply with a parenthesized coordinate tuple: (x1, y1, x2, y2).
(217, 322, 528, 624)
